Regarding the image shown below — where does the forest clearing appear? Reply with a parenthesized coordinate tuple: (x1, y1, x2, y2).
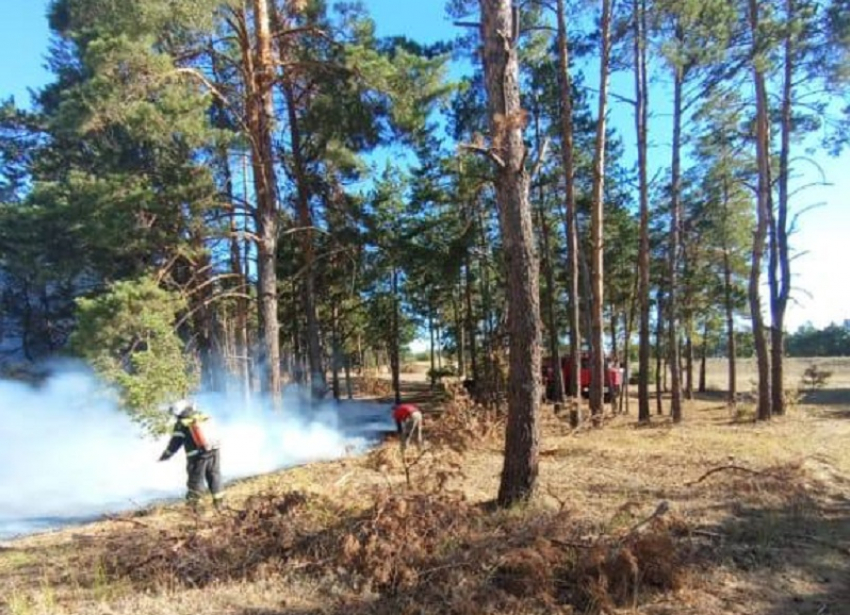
(2, 358, 849, 615)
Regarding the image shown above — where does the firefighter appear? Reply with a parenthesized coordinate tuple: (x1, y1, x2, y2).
(392, 402, 423, 452)
(158, 400, 224, 511)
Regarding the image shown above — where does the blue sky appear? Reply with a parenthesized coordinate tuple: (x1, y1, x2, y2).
(1, 0, 847, 332)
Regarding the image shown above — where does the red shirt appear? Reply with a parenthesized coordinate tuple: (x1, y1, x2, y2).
(392, 404, 418, 422)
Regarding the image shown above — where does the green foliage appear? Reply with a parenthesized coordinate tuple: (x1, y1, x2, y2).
(69, 277, 196, 435)
(787, 322, 850, 356)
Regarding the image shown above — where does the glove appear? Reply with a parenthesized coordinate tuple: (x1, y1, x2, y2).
(158, 451, 170, 462)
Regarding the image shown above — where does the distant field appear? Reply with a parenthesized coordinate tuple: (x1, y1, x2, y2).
(691, 356, 850, 395)
(395, 356, 850, 393)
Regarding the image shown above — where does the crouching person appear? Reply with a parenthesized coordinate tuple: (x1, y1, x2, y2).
(159, 400, 224, 512)
(392, 403, 423, 452)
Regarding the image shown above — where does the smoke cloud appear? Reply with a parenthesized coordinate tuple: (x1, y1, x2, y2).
(0, 365, 393, 540)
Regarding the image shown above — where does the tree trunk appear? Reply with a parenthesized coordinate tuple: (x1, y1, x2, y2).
(465, 258, 479, 382)
(668, 45, 684, 423)
(655, 289, 664, 415)
(429, 307, 436, 389)
(541, 205, 564, 405)
(609, 309, 619, 412)
(589, 0, 612, 423)
(535, 108, 564, 406)
(267, 0, 324, 401)
(437, 317, 443, 369)
(556, 0, 581, 424)
(699, 318, 708, 393)
(685, 328, 694, 400)
(478, 0, 541, 507)
(621, 304, 634, 415)
(391, 267, 402, 405)
(344, 353, 353, 400)
(455, 280, 465, 377)
(331, 303, 341, 401)
(233, 3, 276, 395)
(722, 185, 738, 409)
(770, 0, 794, 417)
(748, 0, 773, 421)
(279, 80, 325, 401)
(247, 0, 281, 401)
(633, 0, 651, 423)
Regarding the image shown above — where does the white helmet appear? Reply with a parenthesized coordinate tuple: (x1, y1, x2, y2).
(170, 399, 194, 417)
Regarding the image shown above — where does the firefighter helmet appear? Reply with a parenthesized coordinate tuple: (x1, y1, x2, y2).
(170, 398, 195, 418)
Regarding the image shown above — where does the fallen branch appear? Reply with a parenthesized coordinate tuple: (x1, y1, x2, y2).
(622, 500, 670, 539)
(691, 529, 724, 539)
(685, 465, 764, 487)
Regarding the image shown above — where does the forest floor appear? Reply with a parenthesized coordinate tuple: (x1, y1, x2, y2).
(2, 358, 850, 615)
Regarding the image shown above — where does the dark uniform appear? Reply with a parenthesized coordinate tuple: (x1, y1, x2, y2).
(159, 406, 224, 510)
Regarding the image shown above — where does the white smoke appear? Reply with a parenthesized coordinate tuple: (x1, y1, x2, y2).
(0, 365, 393, 540)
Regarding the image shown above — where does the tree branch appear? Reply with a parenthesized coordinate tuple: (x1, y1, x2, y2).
(529, 136, 551, 179)
(459, 143, 505, 168)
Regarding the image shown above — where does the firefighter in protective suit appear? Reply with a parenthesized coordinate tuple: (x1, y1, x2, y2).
(159, 400, 224, 511)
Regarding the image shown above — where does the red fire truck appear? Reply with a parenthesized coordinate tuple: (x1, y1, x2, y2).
(542, 353, 622, 403)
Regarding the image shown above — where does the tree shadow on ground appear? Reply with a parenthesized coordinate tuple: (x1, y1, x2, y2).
(802, 388, 850, 408)
(701, 485, 850, 615)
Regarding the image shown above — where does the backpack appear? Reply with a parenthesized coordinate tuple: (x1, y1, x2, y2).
(186, 414, 221, 451)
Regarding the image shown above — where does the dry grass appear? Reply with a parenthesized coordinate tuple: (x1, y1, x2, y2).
(3, 359, 850, 615)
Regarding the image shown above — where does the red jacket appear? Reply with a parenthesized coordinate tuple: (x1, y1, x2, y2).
(392, 404, 419, 422)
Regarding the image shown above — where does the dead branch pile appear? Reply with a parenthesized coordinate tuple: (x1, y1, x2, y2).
(427, 396, 504, 454)
(335, 492, 481, 594)
(94, 488, 688, 615)
(559, 516, 686, 612)
(98, 491, 344, 587)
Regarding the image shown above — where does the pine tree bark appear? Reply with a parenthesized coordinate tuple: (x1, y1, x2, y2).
(698, 319, 708, 393)
(478, 0, 541, 507)
(685, 328, 694, 399)
(633, 0, 651, 423)
(248, 0, 281, 400)
(589, 0, 612, 423)
(455, 280, 465, 377)
(748, 0, 773, 421)
(535, 107, 564, 405)
(331, 303, 341, 401)
(465, 258, 479, 382)
(391, 266, 401, 405)
(539, 195, 564, 404)
(721, 182, 738, 409)
(556, 0, 581, 423)
(655, 288, 665, 415)
(770, 0, 795, 417)
(668, 43, 684, 423)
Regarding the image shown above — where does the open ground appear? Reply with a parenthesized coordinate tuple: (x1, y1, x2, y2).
(2, 357, 849, 615)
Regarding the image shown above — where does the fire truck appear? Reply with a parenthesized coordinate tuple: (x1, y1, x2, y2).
(542, 353, 623, 403)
